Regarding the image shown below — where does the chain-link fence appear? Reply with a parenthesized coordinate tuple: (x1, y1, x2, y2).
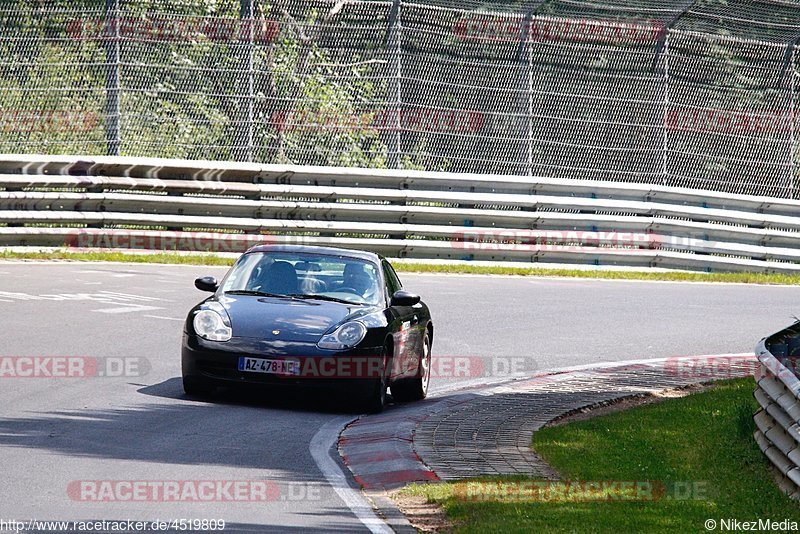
(1, 0, 800, 198)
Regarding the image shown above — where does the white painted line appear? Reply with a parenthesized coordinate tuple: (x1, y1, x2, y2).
(93, 305, 164, 314)
(527, 352, 754, 376)
(97, 291, 163, 302)
(310, 417, 392, 534)
(76, 269, 137, 278)
(428, 353, 755, 397)
(144, 315, 184, 322)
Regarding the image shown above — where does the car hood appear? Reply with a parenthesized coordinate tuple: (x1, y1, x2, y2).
(217, 295, 374, 343)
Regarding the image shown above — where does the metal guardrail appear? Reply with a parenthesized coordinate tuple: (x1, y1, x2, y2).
(754, 324, 800, 499)
(2, 154, 800, 272)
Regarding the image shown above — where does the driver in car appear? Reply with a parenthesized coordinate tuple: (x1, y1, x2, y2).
(341, 263, 379, 300)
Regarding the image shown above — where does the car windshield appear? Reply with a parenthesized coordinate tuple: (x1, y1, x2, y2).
(220, 251, 382, 306)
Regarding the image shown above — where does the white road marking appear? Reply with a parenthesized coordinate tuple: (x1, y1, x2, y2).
(0, 290, 170, 317)
(144, 315, 184, 322)
(428, 352, 755, 396)
(75, 269, 137, 278)
(310, 417, 392, 534)
(96, 291, 163, 302)
(0, 290, 165, 303)
(93, 304, 164, 314)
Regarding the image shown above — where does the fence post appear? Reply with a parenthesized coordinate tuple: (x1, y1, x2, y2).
(661, 31, 671, 186)
(385, 0, 402, 170)
(518, 7, 542, 177)
(104, 0, 121, 156)
(238, 0, 255, 162)
(791, 45, 797, 200)
(527, 22, 533, 177)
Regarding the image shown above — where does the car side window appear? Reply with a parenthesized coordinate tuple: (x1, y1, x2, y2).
(382, 260, 402, 298)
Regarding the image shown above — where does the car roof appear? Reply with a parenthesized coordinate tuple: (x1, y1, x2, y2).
(245, 244, 383, 263)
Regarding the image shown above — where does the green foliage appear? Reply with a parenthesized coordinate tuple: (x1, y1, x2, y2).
(0, 3, 106, 154)
(5, 250, 800, 285)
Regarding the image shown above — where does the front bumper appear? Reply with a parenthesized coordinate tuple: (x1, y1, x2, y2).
(182, 333, 384, 389)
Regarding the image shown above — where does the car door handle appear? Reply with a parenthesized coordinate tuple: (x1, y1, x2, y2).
(411, 315, 419, 325)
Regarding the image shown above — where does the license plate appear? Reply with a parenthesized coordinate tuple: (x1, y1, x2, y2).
(238, 357, 300, 376)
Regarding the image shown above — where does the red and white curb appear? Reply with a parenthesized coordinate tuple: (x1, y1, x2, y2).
(338, 403, 471, 490)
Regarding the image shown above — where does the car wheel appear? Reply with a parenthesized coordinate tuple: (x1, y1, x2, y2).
(391, 330, 431, 402)
(361, 348, 389, 414)
(183, 375, 215, 397)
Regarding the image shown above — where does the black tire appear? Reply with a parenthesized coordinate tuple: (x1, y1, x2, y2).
(183, 375, 215, 397)
(361, 349, 389, 414)
(391, 330, 432, 402)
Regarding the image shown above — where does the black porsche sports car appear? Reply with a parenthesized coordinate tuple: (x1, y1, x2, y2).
(181, 245, 433, 412)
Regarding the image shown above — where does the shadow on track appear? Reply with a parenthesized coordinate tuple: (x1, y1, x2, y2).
(0, 380, 368, 475)
(137, 377, 397, 415)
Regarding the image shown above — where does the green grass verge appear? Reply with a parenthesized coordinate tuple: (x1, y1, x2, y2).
(2, 249, 800, 284)
(0, 250, 235, 266)
(395, 263, 800, 284)
(402, 379, 800, 533)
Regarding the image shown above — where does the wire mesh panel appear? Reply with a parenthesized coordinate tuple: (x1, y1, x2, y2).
(1, 0, 800, 199)
(666, 34, 793, 197)
(398, 3, 529, 174)
(526, 15, 666, 183)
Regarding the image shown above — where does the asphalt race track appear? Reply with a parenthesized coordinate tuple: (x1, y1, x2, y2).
(2, 262, 799, 532)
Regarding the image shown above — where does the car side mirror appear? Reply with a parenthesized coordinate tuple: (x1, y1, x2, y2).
(391, 290, 420, 307)
(195, 276, 219, 292)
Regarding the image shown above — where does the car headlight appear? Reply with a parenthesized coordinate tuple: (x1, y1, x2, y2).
(193, 309, 232, 342)
(317, 321, 367, 350)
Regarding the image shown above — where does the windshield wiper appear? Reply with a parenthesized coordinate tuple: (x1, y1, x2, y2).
(225, 290, 304, 300)
(288, 293, 364, 305)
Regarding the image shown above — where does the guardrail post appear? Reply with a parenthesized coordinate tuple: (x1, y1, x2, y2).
(104, 0, 121, 157)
